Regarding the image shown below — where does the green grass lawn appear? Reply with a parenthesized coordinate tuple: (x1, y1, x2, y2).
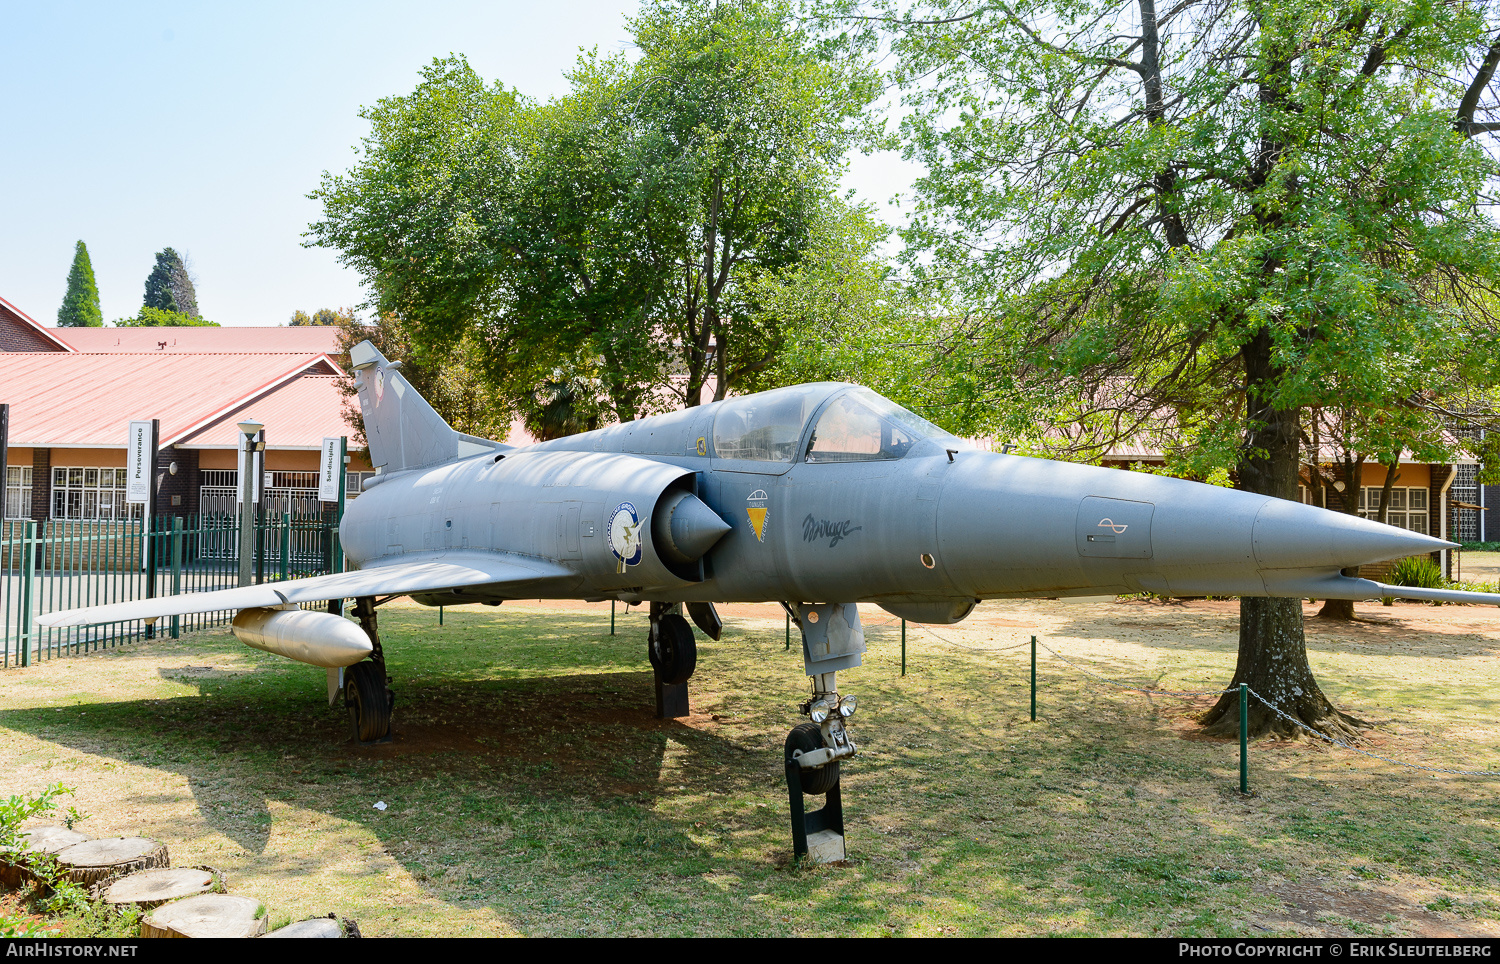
(1, 598, 1497, 937)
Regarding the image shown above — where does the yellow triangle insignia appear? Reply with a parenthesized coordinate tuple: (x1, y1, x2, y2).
(746, 506, 768, 542)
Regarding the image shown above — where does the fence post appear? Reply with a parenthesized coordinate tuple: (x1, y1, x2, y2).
(20, 520, 36, 667)
(610, 599, 615, 636)
(170, 516, 183, 639)
(901, 619, 907, 676)
(1030, 635, 1037, 722)
(1239, 683, 1249, 794)
(144, 516, 157, 640)
(439, 605, 444, 626)
(279, 512, 291, 582)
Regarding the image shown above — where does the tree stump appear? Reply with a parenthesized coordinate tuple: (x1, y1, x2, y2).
(97, 867, 220, 911)
(262, 916, 348, 938)
(141, 894, 267, 938)
(0, 827, 91, 890)
(54, 837, 168, 889)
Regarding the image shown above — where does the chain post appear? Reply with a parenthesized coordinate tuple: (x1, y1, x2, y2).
(1031, 635, 1037, 721)
(901, 619, 906, 676)
(1239, 683, 1249, 794)
(610, 599, 615, 636)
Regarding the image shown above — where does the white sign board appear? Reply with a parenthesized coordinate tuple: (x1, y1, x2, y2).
(126, 421, 153, 505)
(236, 432, 263, 504)
(319, 437, 343, 502)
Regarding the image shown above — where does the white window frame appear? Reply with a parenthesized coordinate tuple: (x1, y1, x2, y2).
(5, 465, 31, 519)
(1359, 485, 1429, 535)
(50, 466, 142, 521)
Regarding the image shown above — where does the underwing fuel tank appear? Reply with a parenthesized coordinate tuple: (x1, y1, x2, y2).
(231, 607, 373, 668)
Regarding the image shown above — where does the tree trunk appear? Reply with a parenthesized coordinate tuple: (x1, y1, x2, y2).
(1200, 329, 1364, 740)
(1316, 452, 1364, 621)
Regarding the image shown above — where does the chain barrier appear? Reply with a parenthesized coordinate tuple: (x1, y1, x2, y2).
(1242, 687, 1500, 778)
(1032, 637, 1237, 698)
(1022, 636, 1500, 778)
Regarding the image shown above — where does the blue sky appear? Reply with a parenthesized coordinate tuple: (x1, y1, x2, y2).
(1, 1, 915, 329)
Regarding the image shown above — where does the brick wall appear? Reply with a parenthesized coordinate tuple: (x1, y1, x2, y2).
(155, 447, 200, 517)
(29, 448, 49, 520)
(0, 306, 65, 352)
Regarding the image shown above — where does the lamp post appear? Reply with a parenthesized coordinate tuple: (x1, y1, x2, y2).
(237, 419, 264, 587)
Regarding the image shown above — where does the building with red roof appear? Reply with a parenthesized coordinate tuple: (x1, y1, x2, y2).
(0, 295, 371, 522)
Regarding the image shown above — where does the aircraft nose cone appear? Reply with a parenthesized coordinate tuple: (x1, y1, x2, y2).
(654, 491, 733, 563)
(1252, 498, 1454, 570)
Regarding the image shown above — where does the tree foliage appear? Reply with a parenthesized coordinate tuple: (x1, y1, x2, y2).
(328, 310, 513, 449)
(112, 307, 218, 327)
(308, 0, 881, 424)
(847, 0, 1500, 737)
(142, 248, 199, 318)
(288, 309, 349, 327)
(57, 241, 102, 328)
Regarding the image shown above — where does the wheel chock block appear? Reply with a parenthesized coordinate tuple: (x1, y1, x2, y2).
(655, 679, 689, 719)
(805, 829, 845, 864)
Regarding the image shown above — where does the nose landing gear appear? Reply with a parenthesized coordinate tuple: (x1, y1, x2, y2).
(782, 603, 865, 863)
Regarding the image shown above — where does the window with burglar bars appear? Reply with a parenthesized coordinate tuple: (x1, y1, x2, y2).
(51, 467, 142, 520)
(1452, 463, 1480, 543)
(1359, 486, 1429, 535)
(5, 466, 30, 519)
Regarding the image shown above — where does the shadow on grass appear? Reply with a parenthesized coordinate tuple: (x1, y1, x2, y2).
(3, 602, 1499, 935)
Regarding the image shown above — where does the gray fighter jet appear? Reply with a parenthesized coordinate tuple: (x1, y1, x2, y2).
(37, 339, 1490, 786)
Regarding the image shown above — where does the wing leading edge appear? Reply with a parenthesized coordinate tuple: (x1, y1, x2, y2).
(35, 552, 576, 629)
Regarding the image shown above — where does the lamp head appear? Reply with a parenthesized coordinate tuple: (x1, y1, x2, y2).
(237, 419, 264, 437)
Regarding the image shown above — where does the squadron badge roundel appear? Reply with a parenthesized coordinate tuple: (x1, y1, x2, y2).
(608, 502, 643, 573)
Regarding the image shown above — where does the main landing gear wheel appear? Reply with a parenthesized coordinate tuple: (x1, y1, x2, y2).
(345, 661, 391, 743)
(785, 722, 840, 795)
(650, 613, 697, 686)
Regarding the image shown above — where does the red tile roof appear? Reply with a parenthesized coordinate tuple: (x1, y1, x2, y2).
(54, 326, 343, 355)
(0, 352, 341, 448)
(175, 375, 357, 450)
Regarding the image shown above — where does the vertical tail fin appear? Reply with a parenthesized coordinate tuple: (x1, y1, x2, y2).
(349, 340, 504, 472)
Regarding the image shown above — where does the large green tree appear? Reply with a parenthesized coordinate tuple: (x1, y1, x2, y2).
(857, 0, 1500, 737)
(328, 310, 514, 448)
(142, 248, 199, 318)
(57, 241, 103, 328)
(308, 0, 881, 424)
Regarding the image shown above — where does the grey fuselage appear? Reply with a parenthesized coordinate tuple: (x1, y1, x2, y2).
(338, 383, 1443, 618)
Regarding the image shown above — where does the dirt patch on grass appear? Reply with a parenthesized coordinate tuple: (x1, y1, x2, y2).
(1254, 879, 1500, 937)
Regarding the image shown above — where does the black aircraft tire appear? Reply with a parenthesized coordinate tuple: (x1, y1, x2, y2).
(785, 722, 840, 796)
(651, 614, 697, 686)
(345, 662, 391, 743)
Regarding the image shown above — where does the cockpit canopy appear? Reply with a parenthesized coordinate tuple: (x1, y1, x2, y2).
(712, 384, 958, 463)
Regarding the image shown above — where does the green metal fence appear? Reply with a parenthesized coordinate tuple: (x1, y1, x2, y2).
(1, 510, 341, 668)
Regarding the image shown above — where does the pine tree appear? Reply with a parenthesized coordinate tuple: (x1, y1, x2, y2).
(142, 248, 199, 318)
(57, 241, 103, 327)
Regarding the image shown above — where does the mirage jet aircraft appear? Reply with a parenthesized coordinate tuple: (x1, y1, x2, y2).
(38, 339, 1496, 796)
